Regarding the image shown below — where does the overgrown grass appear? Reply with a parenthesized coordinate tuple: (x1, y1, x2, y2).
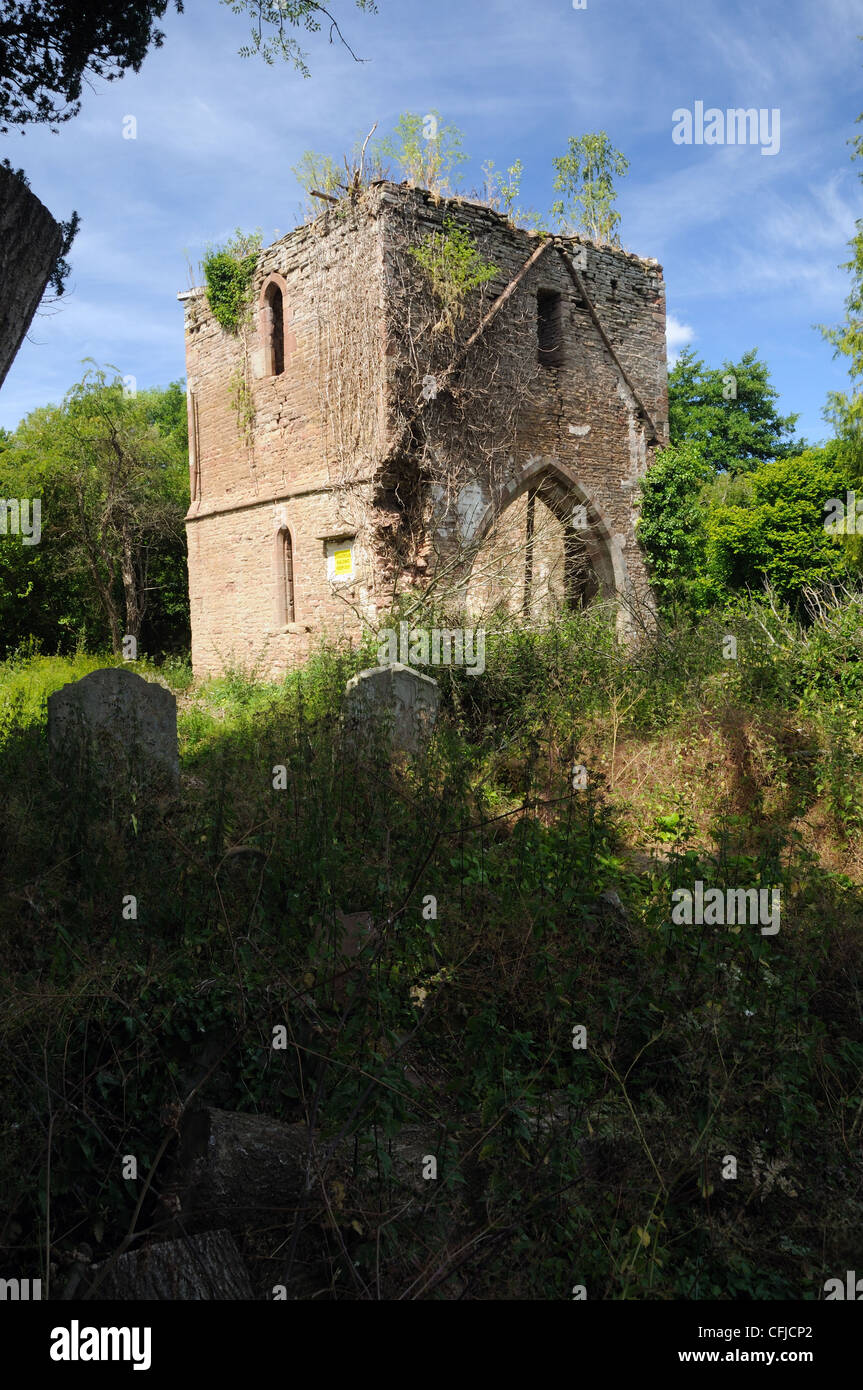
(1, 596, 861, 1299)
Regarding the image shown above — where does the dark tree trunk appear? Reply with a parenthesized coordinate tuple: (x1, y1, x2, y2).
(84, 1229, 253, 1300)
(0, 166, 63, 391)
(161, 1107, 343, 1232)
(120, 525, 143, 640)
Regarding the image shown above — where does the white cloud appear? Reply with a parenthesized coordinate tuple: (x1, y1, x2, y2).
(666, 313, 695, 362)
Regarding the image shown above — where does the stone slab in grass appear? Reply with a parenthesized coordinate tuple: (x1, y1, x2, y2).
(343, 662, 439, 756)
(47, 667, 179, 793)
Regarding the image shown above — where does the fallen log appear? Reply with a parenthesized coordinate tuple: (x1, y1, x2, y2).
(161, 1107, 444, 1233)
(160, 1107, 348, 1231)
(86, 1229, 253, 1300)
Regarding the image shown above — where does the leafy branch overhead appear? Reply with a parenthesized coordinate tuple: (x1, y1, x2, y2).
(0, 1, 376, 131)
(222, 0, 378, 74)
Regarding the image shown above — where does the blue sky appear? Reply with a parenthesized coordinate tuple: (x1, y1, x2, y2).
(1, 0, 860, 442)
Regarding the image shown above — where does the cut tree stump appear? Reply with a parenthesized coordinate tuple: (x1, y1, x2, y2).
(160, 1107, 439, 1233)
(161, 1107, 349, 1230)
(87, 1229, 253, 1300)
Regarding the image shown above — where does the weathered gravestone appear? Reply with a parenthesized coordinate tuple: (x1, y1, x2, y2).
(47, 668, 179, 793)
(343, 662, 439, 756)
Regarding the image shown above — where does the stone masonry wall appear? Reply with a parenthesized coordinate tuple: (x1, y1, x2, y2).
(379, 186, 668, 623)
(182, 198, 389, 676)
(183, 183, 668, 677)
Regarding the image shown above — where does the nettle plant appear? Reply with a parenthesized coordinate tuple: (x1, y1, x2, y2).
(408, 216, 498, 337)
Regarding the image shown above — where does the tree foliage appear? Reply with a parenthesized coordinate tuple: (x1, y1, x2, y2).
(639, 441, 853, 615)
(222, 0, 377, 73)
(636, 441, 713, 612)
(376, 110, 468, 196)
(668, 347, 803, 474)
(551, 132, 629, 245)
(703, 446, 852, 605)
(0, 367, 189, 657)
(0, 1, 182, 131)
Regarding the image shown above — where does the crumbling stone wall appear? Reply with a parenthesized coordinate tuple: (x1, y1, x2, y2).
(182, 182, 668, 677)
(380, 186, 667, 628)
(182, 198, 390, 676)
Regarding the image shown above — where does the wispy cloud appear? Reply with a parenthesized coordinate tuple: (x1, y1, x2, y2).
(666, 314, 696, 362)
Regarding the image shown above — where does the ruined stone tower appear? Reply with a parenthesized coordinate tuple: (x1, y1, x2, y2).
(179, 182, 668, 678)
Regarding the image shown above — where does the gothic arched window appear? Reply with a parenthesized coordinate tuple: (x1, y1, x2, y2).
(264, 281, 285, 376)
(275, 526, 296, 625)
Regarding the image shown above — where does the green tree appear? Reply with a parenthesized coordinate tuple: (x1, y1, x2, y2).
(668, 347, 803, 474)
(376, 111, 468, 195)
(0, 367, 189, 657)
(637, 441, 714, 614)
(704, 446, 852, 606)
(639, 442, 852, 615)
(551, 132, 629, 244)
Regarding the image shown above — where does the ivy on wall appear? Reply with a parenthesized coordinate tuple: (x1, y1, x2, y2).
(201, 228, 262, 443)
(202, 228, 262, 334)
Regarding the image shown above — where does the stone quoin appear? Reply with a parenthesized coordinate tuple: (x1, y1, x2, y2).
(179, 182, 668, 678)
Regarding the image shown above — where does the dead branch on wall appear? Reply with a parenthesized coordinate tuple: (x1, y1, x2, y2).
(379, 203, 549, 611)
(305, 192, 640, 633)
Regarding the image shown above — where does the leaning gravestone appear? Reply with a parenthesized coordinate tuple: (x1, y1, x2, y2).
(343, 662, 439, 756)
(47, 668, 179, 793)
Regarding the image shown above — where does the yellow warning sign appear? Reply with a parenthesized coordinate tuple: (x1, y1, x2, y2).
(333, 548, 352, 577)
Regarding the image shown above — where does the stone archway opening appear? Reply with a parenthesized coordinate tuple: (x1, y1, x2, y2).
(464, 469, 620, 623)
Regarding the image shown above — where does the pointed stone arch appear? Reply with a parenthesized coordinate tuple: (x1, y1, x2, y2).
(463, 456, 632, 632)
(273, 523, 297, 626)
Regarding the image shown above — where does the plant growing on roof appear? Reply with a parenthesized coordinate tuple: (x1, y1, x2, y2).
(409, 216, 498, 337)
(201, 228, 262, 445)
(551, 132, 629, 245)
(376, 110, 468, 196)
